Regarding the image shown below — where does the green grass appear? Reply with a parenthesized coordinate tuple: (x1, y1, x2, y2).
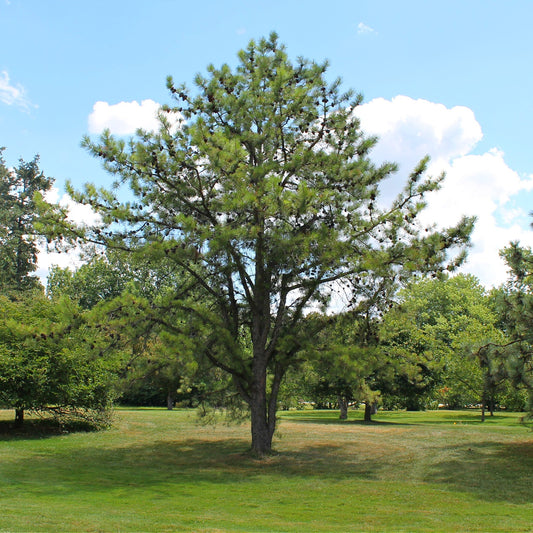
(0, 408, 531, 532)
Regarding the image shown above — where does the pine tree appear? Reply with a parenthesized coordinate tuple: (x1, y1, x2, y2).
(56, 34, 474, 455)
(0, 149, 53, 294)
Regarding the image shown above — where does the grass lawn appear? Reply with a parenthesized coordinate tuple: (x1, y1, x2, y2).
(0, 408, 531, 532)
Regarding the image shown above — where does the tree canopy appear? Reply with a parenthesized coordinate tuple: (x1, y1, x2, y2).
(0, 291, 118, 426)
(489, 243, 533, 420)
(0, 149, 53, 294)
(381, 274, 506, 413)
(42, 33, 474, 455)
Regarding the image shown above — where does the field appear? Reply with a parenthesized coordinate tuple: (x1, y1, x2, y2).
(0, 408, 532, 532)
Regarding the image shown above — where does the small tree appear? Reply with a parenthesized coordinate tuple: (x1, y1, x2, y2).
(43, 34, 473, 455)
(48, 251, 203, 410)
(0, 292, 118, 426)
(305, 309, 387, 421)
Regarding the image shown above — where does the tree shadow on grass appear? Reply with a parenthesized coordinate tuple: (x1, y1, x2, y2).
(0, 418, 98, 440)
(281, 414, 412, 426)
(0, 436, 384, 494)
(426, 439, 533, 504)
(2, 423, 531, 505)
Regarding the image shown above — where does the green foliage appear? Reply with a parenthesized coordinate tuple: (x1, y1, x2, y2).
(0, 291, 119, 426)
(44, 34, 473, 454)
(47, 256, 128, 309)
(301, 312, 387, 418)
(0, 149, 54, 294)
(488, 243, 533, 420)
(381, 274, 506, 411)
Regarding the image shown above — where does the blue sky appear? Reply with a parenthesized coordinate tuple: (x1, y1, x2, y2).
(1, 0, 532, 287)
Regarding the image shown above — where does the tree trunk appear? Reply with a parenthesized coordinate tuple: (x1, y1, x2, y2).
(338, 396, 348, 420)
(481, 383, 487, 422)
(250, 389, 273, 457)
(364, 402, 372, 422)
(14, 408, 24, 427)
(248, 358, 285, 457)
(166, 389, 176, 410)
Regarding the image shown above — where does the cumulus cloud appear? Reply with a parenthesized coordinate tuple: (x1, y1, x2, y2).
(420, 149, 533, 286)
(88, 99, 178, 135)
(356, 95, 533, 287)
(0, 70, 36, 111)
(357, 96, 483, 171)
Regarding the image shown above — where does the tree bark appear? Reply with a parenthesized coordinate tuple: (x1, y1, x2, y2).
(250, 383, 274, 456)
(481, 383, 487, 422)
(14, 408, 24, 427)
(364, 402, 372, 422)
(338, 396, 348, 420)
(248, 356, 284, 457)
(166, 389, 176, 410)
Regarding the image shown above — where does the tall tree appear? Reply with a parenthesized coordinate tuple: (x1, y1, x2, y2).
(0, 149, 53, 294)
(43, 34, 473, 455)
(489, 243, 533, 421)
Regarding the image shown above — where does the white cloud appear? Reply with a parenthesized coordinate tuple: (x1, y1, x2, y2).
(88, 99, 167, 135)
(0, 70, 36, 111)
(44, 187, 102, 226)
(357, 96, 482, 171)
(37, 189, 103, 285)
(357, 22, 376, 35)
(356, 95, 533, 287)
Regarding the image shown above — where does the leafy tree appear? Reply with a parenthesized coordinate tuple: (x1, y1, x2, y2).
(43, 34, 473, 455)
(0, 149, 54, 294)
(0, 291, 119, 426)
(303, 308, 388, 421)
(47, 251, 204, 409)
(47, 256, 128, 309)
(381, 274, 506, 414)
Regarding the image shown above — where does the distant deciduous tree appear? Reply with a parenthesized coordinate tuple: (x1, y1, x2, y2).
(0, 292, 118, 426)
(381, 274, 506, 415)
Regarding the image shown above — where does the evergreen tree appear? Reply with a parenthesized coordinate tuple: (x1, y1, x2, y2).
(490, 243, 533, 421)
(44, 34, 474, 455)
(0, 149, 53, 294)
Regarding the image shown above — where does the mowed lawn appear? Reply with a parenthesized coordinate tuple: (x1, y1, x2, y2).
(0, 408, 531, 532)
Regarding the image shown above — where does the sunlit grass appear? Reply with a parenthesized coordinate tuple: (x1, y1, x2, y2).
(0, 408, 531, 532)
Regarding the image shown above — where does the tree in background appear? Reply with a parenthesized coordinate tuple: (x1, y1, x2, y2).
(0, 291, 119, 426)
(303, 269, 400, 422)
(0, 149, 54, 294)
(488, 243, 533, 422)
(42, 34, 473, 455)
(47, 250, 203, 410)
(0, 151, 121, 427)
(381, 274, 506, 415)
